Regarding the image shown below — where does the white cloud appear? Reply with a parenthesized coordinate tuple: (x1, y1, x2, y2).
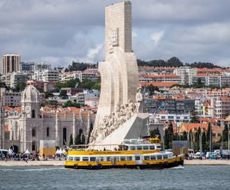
(150, 31, 164, 46)
(132, 31, 138, 38)
(86, 44, 103, 63)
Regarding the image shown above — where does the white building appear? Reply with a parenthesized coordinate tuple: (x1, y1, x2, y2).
(174, 67, 197, 85)
(150, 111, 191, 123)
(70, 92, 85, 105)
(33, 69, 59, 82)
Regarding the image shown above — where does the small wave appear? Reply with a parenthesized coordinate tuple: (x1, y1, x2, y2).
(170, 165, 184, 170)
(0, 168, 14, 171)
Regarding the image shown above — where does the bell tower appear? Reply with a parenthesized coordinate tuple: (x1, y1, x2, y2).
(21, 85, 41, 118)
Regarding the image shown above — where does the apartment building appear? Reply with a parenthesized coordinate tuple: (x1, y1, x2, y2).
(211, 97, 230, 118)
(174, 67, 197, 85)
(2, 54, 21, 75)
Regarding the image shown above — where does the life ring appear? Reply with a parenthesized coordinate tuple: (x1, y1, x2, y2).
(73, 164, 78, 169)
(87, 164, 93, 169)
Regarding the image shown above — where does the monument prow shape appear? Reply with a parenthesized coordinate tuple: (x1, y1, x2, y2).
(90, 1, 148, 144)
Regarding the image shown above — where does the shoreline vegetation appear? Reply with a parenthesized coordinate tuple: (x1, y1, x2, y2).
(0, 160, 230, 167)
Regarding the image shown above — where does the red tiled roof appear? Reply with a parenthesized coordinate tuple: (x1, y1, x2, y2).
(139, 82, 178, 87)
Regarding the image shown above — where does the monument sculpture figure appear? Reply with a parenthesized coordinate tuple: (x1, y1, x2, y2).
(90, 1, 149, 144)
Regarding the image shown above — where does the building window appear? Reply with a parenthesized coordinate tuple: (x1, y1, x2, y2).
(47, 127, 50, 137)
(32, 141, 36, 151)
(32, 128, 36, 137)
(32, 110, 35, 118)
(63, 128, 67, 145)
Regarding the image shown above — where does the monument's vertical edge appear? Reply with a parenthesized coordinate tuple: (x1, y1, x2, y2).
(124, 1, 132, 53)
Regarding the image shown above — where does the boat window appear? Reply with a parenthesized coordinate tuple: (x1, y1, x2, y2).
(137, 146, 142, 150)
(112, 157, 119, 161)
(143, 146, 148, 150)
(144, 156, 150, 160)
(120, 156, 126, 161)
(98, 157, 104, 162)
(68, 156, 73, 161)
(90, 157, 96, 161)
(163, 155, 168, 159)
(150, 146, 155, 150)
(127, 156, 133, 161)
(83, 157, 89, 161)
(157, 155, 162, 160)
(130, 146, 136, 150)
(107, 157, 111, 161)
(157, 145, 161, 149)
(135, 156, 141, 160)
(150, 155, 156, 160)
(74, 157, 80, 161)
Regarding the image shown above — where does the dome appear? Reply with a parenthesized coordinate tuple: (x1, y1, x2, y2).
(21, 85, 41, 103)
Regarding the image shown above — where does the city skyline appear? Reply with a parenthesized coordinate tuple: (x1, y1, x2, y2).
(0, 0, 230, 68)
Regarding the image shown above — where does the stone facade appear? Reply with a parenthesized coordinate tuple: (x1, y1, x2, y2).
(7, 85, 95, 152)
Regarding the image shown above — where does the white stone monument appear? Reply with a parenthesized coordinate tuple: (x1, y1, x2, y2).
(90, 1, 148, 144)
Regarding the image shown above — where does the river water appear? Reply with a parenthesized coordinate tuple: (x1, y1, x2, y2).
(0, 166, 229, 190)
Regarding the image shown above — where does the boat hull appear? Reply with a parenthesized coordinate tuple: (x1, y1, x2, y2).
(65, 160, 184, 170)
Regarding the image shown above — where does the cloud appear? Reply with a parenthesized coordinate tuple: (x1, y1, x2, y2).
(132, 31, 138, 38)
(150, 31, 164, 46)
(0, 0, 230, 68)
(86, 44, 103, 63)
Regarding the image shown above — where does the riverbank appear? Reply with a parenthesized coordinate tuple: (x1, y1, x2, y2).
(184, 160, 230, 165)
(0, 160, 65, 166)
(0, 160, 230, 166)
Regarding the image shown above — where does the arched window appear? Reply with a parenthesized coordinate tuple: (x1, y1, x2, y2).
(32, 128, 36, 137)
(47, 127, 50, 137)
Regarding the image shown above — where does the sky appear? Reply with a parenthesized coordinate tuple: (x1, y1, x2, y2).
(1, 0, 230, 68)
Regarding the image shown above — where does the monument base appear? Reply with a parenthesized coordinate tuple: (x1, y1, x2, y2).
(91, 113, 149, 146)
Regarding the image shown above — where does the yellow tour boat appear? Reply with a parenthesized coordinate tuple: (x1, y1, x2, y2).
(64, 138, 184, 169)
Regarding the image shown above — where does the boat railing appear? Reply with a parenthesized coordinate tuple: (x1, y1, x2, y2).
(70, 143, 129, 151)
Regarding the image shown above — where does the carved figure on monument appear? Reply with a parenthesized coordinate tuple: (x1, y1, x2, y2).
(136, 86, 144, 113)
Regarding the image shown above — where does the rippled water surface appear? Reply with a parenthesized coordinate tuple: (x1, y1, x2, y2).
(0, 166, 229, 190)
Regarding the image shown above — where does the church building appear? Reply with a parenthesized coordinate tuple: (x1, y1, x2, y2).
(6, 85, 95, 152)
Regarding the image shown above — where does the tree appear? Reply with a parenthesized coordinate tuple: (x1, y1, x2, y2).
(190, 111, 199, 123)
(14, 82, 26, 92)
(44, 91, 54, 99)
(92, 83, 101, 90)
(63, 100, 80, 108)
(150, 128, 161, 139)
(74, 129, 85, 145)
(164, 123, 174, 149)
(59, 90, 67, 98)
(145, 84, 159, 96)
(69, 134, 73, 146)
(223, 123, 229, 142)
(87, 123, 94, 144)
(181, 131, 187, 140)
(167, 57, 183, 67)
(206, 123, 212, 151)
